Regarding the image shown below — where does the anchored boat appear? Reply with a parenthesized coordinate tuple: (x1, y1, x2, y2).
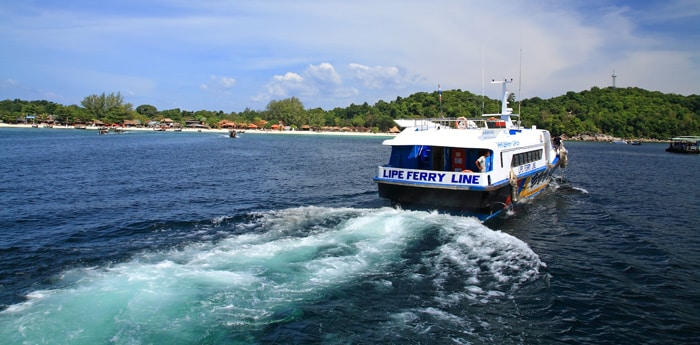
(374, 79, 568, 221)
(666, 136, 700, 154)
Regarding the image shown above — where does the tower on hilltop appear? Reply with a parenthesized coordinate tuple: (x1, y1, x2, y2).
(611, 69, 617, 88)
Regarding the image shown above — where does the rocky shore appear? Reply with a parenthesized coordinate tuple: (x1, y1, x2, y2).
(561, 133, 667, 143)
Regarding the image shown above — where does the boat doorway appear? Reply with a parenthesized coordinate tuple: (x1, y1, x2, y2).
(433, 146, 445, 171)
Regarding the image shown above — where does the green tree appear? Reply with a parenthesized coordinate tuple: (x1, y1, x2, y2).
(266, 97, 305, 127)
(136, 104, 158, 118)
(80, 92, 132, 123)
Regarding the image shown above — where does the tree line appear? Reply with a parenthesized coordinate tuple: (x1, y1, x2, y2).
(1, 86, 698, 139)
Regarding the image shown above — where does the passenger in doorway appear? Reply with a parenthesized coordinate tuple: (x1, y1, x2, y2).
(475, 151, 490, 173)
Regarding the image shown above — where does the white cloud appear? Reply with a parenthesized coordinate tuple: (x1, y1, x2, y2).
(349, 63, 405, 89)
(260, 63, 358, 106)
(201, 75, 236, 93)
(273, 72, 303, 83)
(305, 63, 341, 86)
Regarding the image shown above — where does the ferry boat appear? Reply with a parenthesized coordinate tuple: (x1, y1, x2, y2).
(666, 136, 700, 154)
(374, 79, 568, 221)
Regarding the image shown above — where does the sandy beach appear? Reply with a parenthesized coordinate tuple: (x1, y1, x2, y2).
(0, 123, 396, 137)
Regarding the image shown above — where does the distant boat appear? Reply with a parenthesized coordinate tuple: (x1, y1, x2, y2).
(666, 136, 700, 154)
(629, 141, 641, 146)
(229, 129, 238, 138)
(374, 79, 568, 221)
(612, 140, 627, 144)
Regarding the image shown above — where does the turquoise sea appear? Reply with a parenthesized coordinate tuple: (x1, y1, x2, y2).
(1, 128, 699, 344)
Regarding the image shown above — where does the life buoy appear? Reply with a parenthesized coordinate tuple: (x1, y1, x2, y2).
(456, 117, 468, 129)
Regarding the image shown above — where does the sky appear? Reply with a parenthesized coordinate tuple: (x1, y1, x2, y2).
(1, 0, 699, 113)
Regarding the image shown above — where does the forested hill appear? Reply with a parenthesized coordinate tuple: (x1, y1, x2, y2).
(518, 87, 700, 140)
(385, 86, 700, 140)
(2, 86, 699, 140)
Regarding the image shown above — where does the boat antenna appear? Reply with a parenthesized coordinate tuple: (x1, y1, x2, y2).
(438, 83, 443, 117)
(481, 45, 485, 116)
(518, 26, 523, 126)
(518, 48, 523, 115)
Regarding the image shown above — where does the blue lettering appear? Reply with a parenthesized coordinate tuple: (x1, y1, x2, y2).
(384, 169, 406, 179)
(450, 173, 481, 185)
(437, 173, 446, 182)
(419, 172, 427, 181)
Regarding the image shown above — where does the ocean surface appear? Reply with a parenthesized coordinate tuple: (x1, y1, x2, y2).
(0, 127, 699, 344)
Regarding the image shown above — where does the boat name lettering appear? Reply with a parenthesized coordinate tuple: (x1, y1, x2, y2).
(382, 169, 480, 185)
(497, 140, 520, 149)
(383, 169, 446, 182)
(517, 162, 536, 173)
(450, 174, 481, 184)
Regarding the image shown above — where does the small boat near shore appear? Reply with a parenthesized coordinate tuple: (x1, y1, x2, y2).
(229, 129, 238, 138)
(666, 136, 700, 154)
(373, 79, 568, 221)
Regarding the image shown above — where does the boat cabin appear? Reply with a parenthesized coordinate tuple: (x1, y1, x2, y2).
(387, 145, 493, 173)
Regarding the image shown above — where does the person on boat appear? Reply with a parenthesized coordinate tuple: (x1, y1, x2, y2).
(475, 151, 490, 173)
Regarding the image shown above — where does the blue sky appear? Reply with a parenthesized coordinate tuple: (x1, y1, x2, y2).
(1, 0, 698, 113)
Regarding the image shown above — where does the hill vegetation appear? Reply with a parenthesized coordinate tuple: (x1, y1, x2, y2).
(1, 86, 698, 139)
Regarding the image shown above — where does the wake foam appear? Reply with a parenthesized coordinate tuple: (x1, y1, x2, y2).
(0, 206, 543, 344)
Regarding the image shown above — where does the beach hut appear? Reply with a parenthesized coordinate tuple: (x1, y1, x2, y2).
(122, 119, 141, 128)
(219, 120, 236, 128)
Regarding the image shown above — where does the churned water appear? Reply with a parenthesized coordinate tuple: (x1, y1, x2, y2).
(0, 128, 698, 344)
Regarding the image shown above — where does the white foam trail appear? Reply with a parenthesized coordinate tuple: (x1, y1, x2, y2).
(0, 206, 543, 344)
(412, 214, 544, 305)
(377, 214, 544, 342)
(572, 186, 589, 194)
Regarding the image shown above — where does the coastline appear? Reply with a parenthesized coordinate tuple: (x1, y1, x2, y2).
(0, 123, 396, 137)
(0, 123, 671, 142)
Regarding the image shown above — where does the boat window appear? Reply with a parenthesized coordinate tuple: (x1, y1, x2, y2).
(388, 146, 420, 169)
(511, 149, 544, 167)
(418, 146, 432, 169)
